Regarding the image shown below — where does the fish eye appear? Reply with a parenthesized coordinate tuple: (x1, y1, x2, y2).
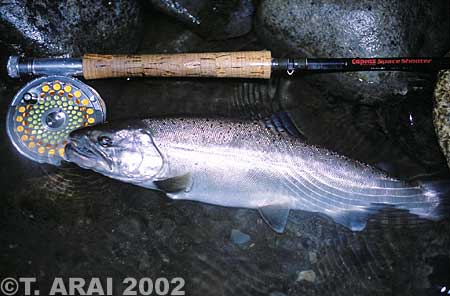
(97, 136, 113, 147)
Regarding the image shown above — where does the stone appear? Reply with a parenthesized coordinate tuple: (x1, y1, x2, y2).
(270, 292, 287, 296)
(0, 0, 143, 57)
(256, 0, 450, 103)
(296, 270, 317, 283)
(148, 0, 254, 40)
(309, 251, 318, 264)
(230, 229, 251, 245)
(433, 52, 450, 168)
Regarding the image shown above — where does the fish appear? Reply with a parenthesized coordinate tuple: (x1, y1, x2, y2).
(64, 113, 446, 233)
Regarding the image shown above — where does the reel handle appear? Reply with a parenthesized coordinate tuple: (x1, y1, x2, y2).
(82, 51, 273, 80)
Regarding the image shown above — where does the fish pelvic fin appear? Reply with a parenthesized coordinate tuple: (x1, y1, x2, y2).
(258, 204, 291, 233)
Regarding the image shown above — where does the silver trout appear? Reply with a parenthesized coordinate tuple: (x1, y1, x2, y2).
(64, 114, 444, 233)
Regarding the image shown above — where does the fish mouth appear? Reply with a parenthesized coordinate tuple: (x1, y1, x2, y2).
(64, 137, 113, 171)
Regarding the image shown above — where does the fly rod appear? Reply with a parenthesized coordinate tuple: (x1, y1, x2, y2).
(7, 51, 450, 79)
(6, 50, 450, 166)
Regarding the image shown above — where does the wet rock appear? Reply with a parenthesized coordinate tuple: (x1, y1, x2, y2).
(296, 270, 317, 283)
(139, 10, 263, 54)
(384, 87, 448, 171)
(433, 52, 450, 169)
(230, 229, 251, 245)
(270, 292, 287, 296)
(0, 0, 143, 57)
(138, 252, 151, 271)
(256, 0, 450, 104)
(308, 251, 318, 264)
(117, 218, 143, 239)
(148, 0, 254, 40)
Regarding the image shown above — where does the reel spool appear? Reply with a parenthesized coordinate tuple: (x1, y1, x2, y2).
(6, 76, 106, 165)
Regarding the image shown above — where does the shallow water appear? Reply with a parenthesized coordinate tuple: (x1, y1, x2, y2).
(1, 10, 450, 296)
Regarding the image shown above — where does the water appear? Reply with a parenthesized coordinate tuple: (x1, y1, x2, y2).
(1, 10, 450, 296)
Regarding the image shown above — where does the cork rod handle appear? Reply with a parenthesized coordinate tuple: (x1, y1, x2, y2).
(82, 51, 272, 80)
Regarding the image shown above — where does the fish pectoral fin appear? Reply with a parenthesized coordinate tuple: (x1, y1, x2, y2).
(154, 173, 193, 193)
(258, 204, 291, 233)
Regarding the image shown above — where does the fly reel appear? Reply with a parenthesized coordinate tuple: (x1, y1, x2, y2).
(6, 76, 106, 165)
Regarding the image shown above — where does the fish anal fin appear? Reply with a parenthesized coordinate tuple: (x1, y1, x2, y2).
(330, 211, 370, 231)
(154, 173, 192, 193)
(258, 204, 291, 233)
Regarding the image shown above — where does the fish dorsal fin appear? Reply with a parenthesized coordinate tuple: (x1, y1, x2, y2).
(258, 204, 291, 233)
(263, 112, 306, 140)
(154, 173, 192, 193)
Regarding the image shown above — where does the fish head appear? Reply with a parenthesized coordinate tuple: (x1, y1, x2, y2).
(64, 122, 164, 182)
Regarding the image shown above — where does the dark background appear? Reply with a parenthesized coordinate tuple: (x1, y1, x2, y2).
(1, 1, 450, 295)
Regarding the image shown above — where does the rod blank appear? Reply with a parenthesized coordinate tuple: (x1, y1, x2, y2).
(272, 57, 450, 73)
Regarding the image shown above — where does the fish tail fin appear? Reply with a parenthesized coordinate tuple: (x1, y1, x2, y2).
(413, 179, 450, 221)
(328, 179, 450, 231)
